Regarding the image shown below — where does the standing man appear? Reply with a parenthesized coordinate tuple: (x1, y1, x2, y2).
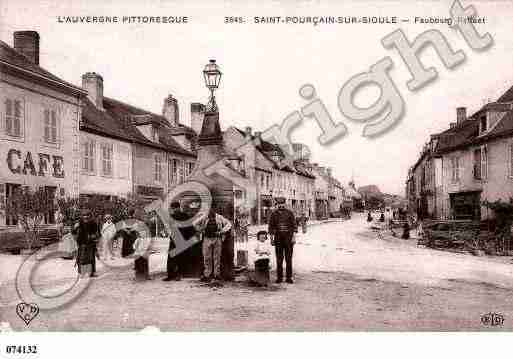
(268, 197, 297, 284)
(163, 202, 196, 281)
(195, 205, 232, 282)
(73, 209, 100, 277)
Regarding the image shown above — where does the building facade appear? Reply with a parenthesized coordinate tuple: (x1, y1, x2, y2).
(79, 72, 197, 203)
(0, 31, 86, 228)
(407, 87, 513, 221)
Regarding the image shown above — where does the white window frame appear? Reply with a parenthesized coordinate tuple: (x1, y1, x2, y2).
(100, 142, 114, 177)
(81, 139, 96, 175)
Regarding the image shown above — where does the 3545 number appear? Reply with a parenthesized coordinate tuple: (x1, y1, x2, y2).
(5, 345, 37, 354)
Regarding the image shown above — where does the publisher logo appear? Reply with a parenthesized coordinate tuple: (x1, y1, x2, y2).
(481, 312, 504, 327)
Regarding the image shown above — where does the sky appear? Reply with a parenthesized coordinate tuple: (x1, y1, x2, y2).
(1, 0, 513, 196)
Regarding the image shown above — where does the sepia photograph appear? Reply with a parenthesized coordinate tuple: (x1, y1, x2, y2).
(1, 0, 513, 356)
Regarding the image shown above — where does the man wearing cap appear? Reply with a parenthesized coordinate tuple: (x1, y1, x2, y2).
(268, 197, 297, 284)
(163, 202, 196, 281)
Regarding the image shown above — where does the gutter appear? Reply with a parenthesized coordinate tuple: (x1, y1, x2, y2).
(0, 59, 87, 96)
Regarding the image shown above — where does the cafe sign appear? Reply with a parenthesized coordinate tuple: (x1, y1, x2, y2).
(6, 148, 65, 178)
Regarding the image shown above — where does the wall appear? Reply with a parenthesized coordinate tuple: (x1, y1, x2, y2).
(0, 74, 81, 227)
(79, 132, 132, 197)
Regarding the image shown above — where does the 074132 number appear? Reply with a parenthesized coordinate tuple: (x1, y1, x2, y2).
(5, 345, 37, 354)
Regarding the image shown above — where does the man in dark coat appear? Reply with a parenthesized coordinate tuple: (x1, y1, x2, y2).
(73, 209, 100, 277)
(268, 197, 297, 284)
(163, 202, 196, 281)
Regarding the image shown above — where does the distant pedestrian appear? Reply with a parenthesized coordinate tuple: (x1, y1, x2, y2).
(73, 209, 100, 277)
(268, 197, 297, 284)
(163, 202, 196, 281)
(367, 211, 373, 222)
(379, 211, 385, 223)
(195, 205, 232, 282)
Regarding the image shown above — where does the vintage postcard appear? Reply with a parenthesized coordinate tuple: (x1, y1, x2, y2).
(0, 0, 512, 355)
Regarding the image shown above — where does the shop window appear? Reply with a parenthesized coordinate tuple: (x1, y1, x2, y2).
(44, 109, 58, 143)
(5, 98, 23, 138)
(5, 183, 21, 226)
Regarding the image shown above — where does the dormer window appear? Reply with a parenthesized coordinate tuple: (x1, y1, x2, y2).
(480, 115, 487, 134)
(151, 125, 159, 142)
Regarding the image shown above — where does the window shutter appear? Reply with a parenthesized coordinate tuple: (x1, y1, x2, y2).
(44, 109, 50, 142)
(117, 145, 129, 179)
(51, 110, 57, 143)
(5, 99, 12, 135)
(13, 100, 21, 136)
(89, 140, 95, 173)
(481, 145, 488, 180)
(509, 142, 513, 177)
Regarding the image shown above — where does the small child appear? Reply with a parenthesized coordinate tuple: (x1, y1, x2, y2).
(250, 230, 272, 287)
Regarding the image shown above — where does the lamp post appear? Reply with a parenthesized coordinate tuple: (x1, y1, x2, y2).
(203, 59, 222, 112)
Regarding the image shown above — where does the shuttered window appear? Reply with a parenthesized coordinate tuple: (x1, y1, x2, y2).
(451, 157, 460, 182)
(44, 109, 58, 143)
(101, 143, 113, 177)
(81, 139, 96, 174)
(5, 99, 22, 137)
(154, 154, 163, 182)
(117, 145, 130, 179)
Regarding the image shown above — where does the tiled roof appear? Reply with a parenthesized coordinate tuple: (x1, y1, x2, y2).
(81, 97, 196, 157)
(434, 119, 479, 154)
(498, 85, 513, 103)
(0, 40, 83, 94)
(475, 110, 513, 144)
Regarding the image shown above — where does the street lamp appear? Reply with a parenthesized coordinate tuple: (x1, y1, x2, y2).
(203, 59, 222, 112)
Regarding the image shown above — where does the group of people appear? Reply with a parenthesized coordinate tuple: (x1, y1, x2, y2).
(61, 196, 299, 286)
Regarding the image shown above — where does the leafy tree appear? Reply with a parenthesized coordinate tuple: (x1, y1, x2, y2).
(5, 188, 54, 252)
(483, 198, 513, 231)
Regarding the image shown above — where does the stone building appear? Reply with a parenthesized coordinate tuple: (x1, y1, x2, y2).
(0, 31, 86, 228)
(406, 85, 513, 221)
(215, 126, 316, 224)
(79, 72, 197, 202)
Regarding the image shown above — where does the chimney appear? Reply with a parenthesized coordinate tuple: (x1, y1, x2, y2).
(13, 31, 39, 65)
(253, 131, 262, 147)
(456, 107, 466, 124)
(163, 94, 179, 127)
(449, 122, 456, 128)
(191, 103, 206, 135)
(244, 126, 252, 139)
(82, 72, 104, 110)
